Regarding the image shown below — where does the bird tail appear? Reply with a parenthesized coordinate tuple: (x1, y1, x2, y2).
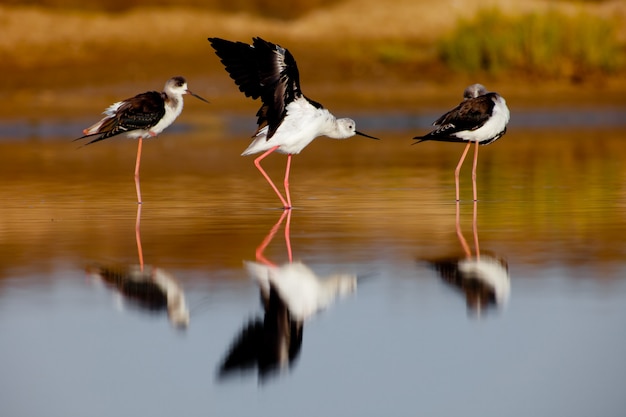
(411, 136, 429, 145)
(82, 120, 105, 136)
(74, 116, 122, 145)
(73, 132, 108, 146)
(412, 135, 468, 145)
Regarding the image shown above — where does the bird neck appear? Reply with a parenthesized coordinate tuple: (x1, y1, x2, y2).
(163, 92, 184, 114)
(320, 114, 345, 139)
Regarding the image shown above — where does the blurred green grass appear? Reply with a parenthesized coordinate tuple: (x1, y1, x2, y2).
(438, 8, 623, 79)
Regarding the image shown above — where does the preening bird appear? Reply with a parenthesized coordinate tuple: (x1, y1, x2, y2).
(413, 84, 510, 201)
(208, 37, 379, 209)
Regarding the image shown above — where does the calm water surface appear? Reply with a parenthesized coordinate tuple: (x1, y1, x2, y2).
(1, 114, 626, 417)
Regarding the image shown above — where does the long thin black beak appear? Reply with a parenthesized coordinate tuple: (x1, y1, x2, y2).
(356, 130, 380, 140)
(187, 90, 210, 104)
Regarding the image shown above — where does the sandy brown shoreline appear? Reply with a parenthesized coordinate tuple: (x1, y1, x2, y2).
(1, 1, 625, 121)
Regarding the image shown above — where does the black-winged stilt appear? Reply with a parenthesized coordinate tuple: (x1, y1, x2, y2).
(248, 210, 357, 323)
(89, 264, 190, 328)
(208, 37, 379, 209)
(425, 201, 510, 316)
(75, 76, 209, 204)
(245, 261, 357, 323)
(218, 211, 356, 382)
(88, 202, 189, 328)
(218, 279, 303, 382)
(430, 253, 510, 316)
(413, 84, 510, 201)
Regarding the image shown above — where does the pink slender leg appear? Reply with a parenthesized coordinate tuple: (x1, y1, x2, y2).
(454, 141, 472, 202)
(254, 146, 290, 209)
(135, 203, 144, 272)
(455, 200, 471, 258)
(255, 209, 290, 266)
(472, 140, 479, 202)
(283, 154, 293, 209)
(134, 137, 143, 204)
(284, 208, 293, 263)
(472, 199, 480, 260)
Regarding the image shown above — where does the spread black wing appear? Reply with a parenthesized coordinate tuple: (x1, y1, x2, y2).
(209, 37, 320, 139)
(218, 285, 303, 382)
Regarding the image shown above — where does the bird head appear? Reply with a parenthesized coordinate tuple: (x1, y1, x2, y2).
(166, 76, 210, 103)
(335, 118, 379, 140)
(463, 83, 488, 99)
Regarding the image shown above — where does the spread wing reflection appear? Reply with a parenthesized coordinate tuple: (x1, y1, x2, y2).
(218, 210, 357, 383)
(218, 282, 303, 382)
(425, 201, 510, 317)
(88, 204, 189, 329)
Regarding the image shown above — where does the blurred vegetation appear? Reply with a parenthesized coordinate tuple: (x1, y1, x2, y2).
(1, 1, 625, 112)
(439, 8, 623, 79)
(1, 0, 336, 19)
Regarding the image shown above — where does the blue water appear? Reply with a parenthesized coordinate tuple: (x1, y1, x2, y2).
(1, 116, 626, 417)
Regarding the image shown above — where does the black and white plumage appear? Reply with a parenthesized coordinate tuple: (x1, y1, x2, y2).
(89, 264, 190, 328)
(78, 76, 208, 144)
(413, 84, 510, 201)
(429, 254, 510, 317)
(208, 37, 379, 209)
(217, 260, 356, 382)
(218, 282, 303, 383)
(244, 261, 357, 323)
(76, 76, 209, 203)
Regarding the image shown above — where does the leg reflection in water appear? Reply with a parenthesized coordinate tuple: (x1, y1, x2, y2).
(219, 209, 300, 382)
(218, 210, 357, 382)
(255, 208, 292, 266)
(428, 201, 510, 316)
(88, 203, 189, 329)
(136, 203, 144, 271)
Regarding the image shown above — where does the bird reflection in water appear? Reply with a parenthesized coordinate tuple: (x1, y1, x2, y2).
(218, 210, 357, 382)
(88, 204, 189, 329)
(427, 201, 510, 317)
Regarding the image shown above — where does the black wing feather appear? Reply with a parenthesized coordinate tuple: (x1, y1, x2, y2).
(414, 94, 496, 143)
(76, 91, 165, 145)
(208, 38, 265, 99)
(217, 284, 302, 382)
(209, 37, 308, 139)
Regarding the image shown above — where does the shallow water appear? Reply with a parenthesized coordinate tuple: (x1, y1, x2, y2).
(1, 115, 626, 417)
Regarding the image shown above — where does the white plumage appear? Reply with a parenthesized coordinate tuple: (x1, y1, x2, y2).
(209, 37, 378, 209)
(414, 83, 510, 201)
(241, 98, 359, 156)
(245, 261, 357, 322)
(76, 76, 208, 203)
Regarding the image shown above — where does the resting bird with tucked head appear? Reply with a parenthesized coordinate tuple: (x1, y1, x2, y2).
(413, 83, 510, 201)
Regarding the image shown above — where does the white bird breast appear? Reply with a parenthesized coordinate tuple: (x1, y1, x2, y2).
(149, 99, 183, 136)
(242, 100, 335, 156)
